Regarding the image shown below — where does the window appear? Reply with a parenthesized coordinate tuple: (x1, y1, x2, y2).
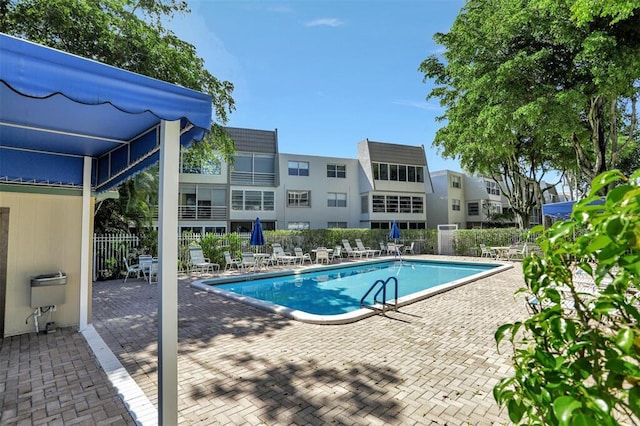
(451, 176, 461, 188)
(361, 195, 368, 213)
(412, 197, 424, 213)
(288, 160, 309, 176)
(372, 195, 385, 212)
(452, 199, 461, 211)
(399, 196, 411, 213)
(373, 162, 424, 183)
(486, 180, 500, 196)
(468, 202, 479, 216)
(327, 164, 346, 178)
(379, 163, 389, 180)
(231, 190, 275, 211)
(327, 222, 347, 228)
(386, 196, 399, 213)
(230, 153, 275, 185)
(327, 192, 347, 207)
(287, 190, 311, 207)
(287, 222, 310, 230)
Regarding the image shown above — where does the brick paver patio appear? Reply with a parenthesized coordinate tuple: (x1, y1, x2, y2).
(1, 255, 527, 425)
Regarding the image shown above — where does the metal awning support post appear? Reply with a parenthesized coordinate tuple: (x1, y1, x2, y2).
(158, 120, 180, 425)
(79, 156, 91, 331)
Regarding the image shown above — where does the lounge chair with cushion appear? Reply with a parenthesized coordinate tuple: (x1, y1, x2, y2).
(189, 246, 220, 275)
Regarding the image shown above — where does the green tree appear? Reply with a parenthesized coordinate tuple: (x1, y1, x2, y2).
(494, 169, 640, 424)
(420, 0, 640, 223)
(1, 0, 236, 231)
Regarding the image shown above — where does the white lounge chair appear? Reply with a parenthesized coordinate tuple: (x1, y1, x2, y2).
(341, 240, 366, 258)
(189, 246, 220, 275)
(355, 238, 380, 257)
(272, 243, 298, 265)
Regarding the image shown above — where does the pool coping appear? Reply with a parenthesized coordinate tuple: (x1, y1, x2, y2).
(190, 258, 513, 325)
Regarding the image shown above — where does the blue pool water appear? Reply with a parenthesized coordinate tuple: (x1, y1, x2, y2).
(201, 260, 500, 316)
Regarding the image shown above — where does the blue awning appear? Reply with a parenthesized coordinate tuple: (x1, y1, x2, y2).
(541, 201, 577, 219)
(0, 33, 212, 191)
(542, 199, 604, 219)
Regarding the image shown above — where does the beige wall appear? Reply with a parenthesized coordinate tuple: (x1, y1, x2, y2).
(1, 189, 88, 336)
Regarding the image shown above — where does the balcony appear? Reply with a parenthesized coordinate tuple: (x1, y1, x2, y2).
(152, 205, 228, 220)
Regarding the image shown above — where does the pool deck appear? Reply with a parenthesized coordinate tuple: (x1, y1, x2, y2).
(1, 255, 528, 425)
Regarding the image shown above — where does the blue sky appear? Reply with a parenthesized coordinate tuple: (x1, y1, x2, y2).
(168, 0, 466, 172)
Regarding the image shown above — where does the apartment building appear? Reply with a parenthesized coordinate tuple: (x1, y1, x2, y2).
(357, 139, 433, 230)
(277, 153, 361, 229)
(426, 170, 506, 229)
(173, 128, 435, 232)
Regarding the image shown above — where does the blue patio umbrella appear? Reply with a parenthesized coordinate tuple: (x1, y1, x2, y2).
(250, 217, 265, 248)
(390, 220, 401, 256)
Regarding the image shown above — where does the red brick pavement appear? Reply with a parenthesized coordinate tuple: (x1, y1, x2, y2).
(2, 256, 527, 425)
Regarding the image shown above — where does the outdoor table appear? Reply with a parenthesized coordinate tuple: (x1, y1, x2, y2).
(490, 246, 510, 260)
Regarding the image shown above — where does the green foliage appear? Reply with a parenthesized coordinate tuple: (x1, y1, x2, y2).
(0, 0, 238, 233)
(420, 0, 640, 222)
(494, 169, 640, 425)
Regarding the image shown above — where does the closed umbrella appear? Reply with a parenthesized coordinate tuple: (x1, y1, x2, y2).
(390, 220, 401, 257)
(250, 217, 265, 249)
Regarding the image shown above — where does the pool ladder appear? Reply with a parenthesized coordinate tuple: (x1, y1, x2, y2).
(360, 276, 398, 315)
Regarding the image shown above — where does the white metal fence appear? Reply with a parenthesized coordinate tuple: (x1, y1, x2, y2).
(93, 233, 208, 280)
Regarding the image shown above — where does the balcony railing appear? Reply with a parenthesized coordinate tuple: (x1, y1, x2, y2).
(152, 205, 228, 220)
(230, 171, 275, 186)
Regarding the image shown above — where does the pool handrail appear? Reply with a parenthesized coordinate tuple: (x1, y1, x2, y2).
(360, 276, 398, 314)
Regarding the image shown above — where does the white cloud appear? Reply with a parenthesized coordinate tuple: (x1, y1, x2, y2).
(305, 18, 345, 27)
(392, 100, 443, 110)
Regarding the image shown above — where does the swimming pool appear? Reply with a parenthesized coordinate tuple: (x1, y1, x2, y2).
(191, 259, 511, 324)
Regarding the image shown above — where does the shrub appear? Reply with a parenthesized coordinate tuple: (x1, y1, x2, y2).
(494, 169, 640, 425)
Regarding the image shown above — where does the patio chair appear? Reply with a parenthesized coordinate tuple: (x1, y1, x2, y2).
(122, 257, 142, 283)
(315, 247, 330, 264)
(479, 244, 497, 258)
(239, 252, 258, 271)
(379, 242, 388, 255)
(189, 246, 220, 275)
(272, 243, 298, 265)
(138, 254, 154, 282)
(355, 239, 380, 257)
(341, 240, 366, 258)
(506, 244, 527, 261)
(223, 251, 242, 271)
(403, 242, 415, 255)
(294, 247, 312, 265)
(330, 246, 342, 263)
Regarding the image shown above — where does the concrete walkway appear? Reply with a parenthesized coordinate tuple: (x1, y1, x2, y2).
(2, 255, 527, 425)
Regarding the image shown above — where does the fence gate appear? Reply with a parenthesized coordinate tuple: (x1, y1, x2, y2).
(437, 224, 458, 255)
